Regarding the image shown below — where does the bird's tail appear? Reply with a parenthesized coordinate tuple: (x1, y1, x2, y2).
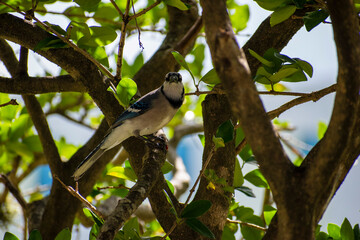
(72, 144, 106, 181)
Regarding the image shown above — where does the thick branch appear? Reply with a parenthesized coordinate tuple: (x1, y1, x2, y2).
(200, 0, 292, 201)
(0, 75, 85, 94)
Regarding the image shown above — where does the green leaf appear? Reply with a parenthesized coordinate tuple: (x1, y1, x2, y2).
(115, 77, 138, 108)
(270, 5, 297, 27)
(317, 121, 327, 140)
(171, 51, 195, 84)
(87, 46, 109, 68)
(248, 49, 275, 68)
(254, 0, 289, 11)
(215, 120, 234, 144)
(89, 224, 100, 240)
(281, 69, 307, 82)
(341, 218, 354, 240)
(163, 0, 189, 10)
(166, 180, 175, 194)
(107, 166, 137, 182)
(3, 232, 20, 240)
(295, 59, 313, 77)
(9, 114, 32, 141)
(231, 4, 250, 32)
(353, 224, 360, 240)
(316, 232, 330, 240)
(200, 68, 221, 85)
(263, 205, 277, 226)
(161, 161, 174, 174)
(23, 135, 43, 153)
(212, 136, 225, 149)
(185, 218, 215, 239)
(93, 6, 119, 20)
(235, 186, 255, 198)
(6, 141, 33, 159)
(233, 159, 244, 187)
(123, 217, 141, 240)
(74, 0, 100, 12)
(273, 52, 296, 64)
(269, 68, 298, 83)
(83, 208, 104, 227)
(244, 169, 269, 189)
(198, 134, 205, 147)
(34, 35, 68, 52)
(181, 200, 212, 218)
(28, 230, 42, 240)
(55, 228, 71, 240)
(304, 10, 329, 32)
(292, 0, 306, 8)
(89, 26, 117, 46)
(328, 223, 341, 240)
(68, 21, 91, 42)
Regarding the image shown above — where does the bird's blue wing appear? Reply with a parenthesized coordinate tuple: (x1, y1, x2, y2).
(111, 90, 159, 129)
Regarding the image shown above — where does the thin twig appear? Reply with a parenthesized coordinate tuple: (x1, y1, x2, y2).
(0, 174, 28, 211)
(226, 219, 267, 232)
(128, 1, 161, 20)
(0, 99, 18, 108)
(131, 0, 144, 51)
(53, 175, 105, 219)
(0, 1, 114, 81)
(109, 0, 124, 19)
(115, 0, 131, 80)
(97, 185, 130, 191)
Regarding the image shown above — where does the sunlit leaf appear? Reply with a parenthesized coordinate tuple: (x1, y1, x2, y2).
(3, 232, 19, 240)
(54, 228, 71, 240)
(161, 161, 174, 174)
(341, 218, 354, 240)
(244, 169, 269, 189)
(163, 0, 189, 10)
(328, 223, 341, 240)
(115, 77, 138, 108)
(74, 0, 100, 12)
(263, 205, 277, 225)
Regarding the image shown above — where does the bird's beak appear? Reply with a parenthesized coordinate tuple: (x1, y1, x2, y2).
(169, 75, 178, 83)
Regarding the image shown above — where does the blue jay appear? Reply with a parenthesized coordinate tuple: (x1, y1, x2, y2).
(73, 72, 184, 181)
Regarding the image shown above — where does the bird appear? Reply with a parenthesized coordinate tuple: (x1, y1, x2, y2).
(73, 72, 184, 181)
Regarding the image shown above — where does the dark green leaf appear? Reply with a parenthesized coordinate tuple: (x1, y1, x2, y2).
(34, 36, 67, 52)
(273, 52, 296, 64)
(93, 6, 119, 20)
(3, 232, 19, 240)
(83, 208, 104, 227)
(55, 228, 71, 240)
(123, 217, 141, 240)
(269, 68, 298, 83)
(74, 0, 100, 12)
(198, 134, 205, 147)
(171, 51, 195, 83)
(341, 218, 354, 240)
(244, 169, 269, 189)
(270, 5, 297, 27)
(200, 68, 221, 85)
(316, 232, 330, 240)
(28, 230, 42, 240)
(23, 135, 43, 153)
(292, 0, 306, 8)
(354, 224, 360, 240)
(222, 224, 236, 240)
(185, 218, 215, 239)
(235, 186, 255, 198)
(294, 59, 313, 77)
(181, 200, 212, 218)
(163, 0, 189, 10)
(304, 10, 329, 32)
(215, 120, 234, 143)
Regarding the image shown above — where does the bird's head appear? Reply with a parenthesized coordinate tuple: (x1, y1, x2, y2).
(165, 72, 182, 83)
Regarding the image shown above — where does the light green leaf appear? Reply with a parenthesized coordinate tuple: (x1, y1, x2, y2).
(54, 228, 71, 240)
(233, 159, 244, 188)
(212, 136, 225, 149)
(244, 169, 269, 189)
(263, 205, 277, 226)
(9, 114, 32, 141)
(254, 0, 289, 11)
(185, 218, 215, 239)
(123, 217, 141, 240)
(89, 26, 117, 46)
(317, 121, 327, 140)
(163, 0, 189, 10)
(328, 223, 341, 240)
(93, 6, 119, 20)
(107, 166, 137, 182)
(116, 77, 138, 108)
(341, 218, 354, 240)
(68, 21, 91, 42)
(83, 208, 104, 227)
(231, 4, 250, 32)
(23, 135, 43, 153)
(181, 200, 212, 218)
(161, 161, 174, 174)
(200, 68, 221, 85)
(166, 180, 175, 194)
(6, 141, 33, 159)
(248, 49, 275, 68)
(198, 134, 205, 147)
(269, 68, 298, 83)
(270, 5, 297, 27)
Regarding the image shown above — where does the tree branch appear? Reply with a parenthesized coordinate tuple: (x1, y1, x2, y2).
(97, 136, 167, 240)
(0, 75, 86, 94)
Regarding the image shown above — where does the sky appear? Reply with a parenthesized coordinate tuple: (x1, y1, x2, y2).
(0, 0, 359, 238)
